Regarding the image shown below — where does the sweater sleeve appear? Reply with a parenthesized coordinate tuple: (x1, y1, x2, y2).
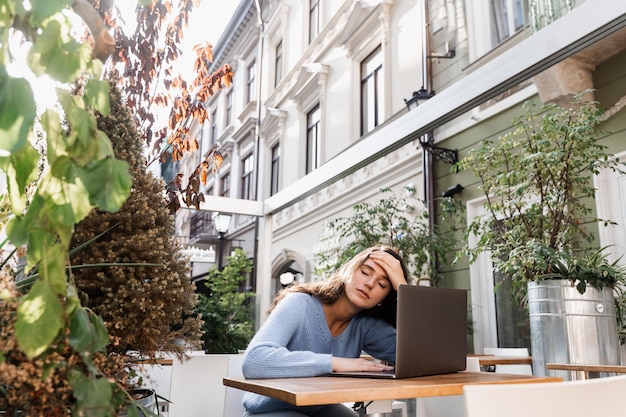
(242, 293, 333, 378)
(361, 318, 397, 364)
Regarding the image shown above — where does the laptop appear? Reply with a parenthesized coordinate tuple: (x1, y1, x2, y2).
(332, 285, 468, 379)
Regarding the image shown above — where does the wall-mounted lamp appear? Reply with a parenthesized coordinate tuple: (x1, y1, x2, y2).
(420, 136, 459, 166)
(404, 87, 435, 110)
(442, 183, 464, 198)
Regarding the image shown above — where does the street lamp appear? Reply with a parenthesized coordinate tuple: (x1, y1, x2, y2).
(213, 212, 232, 270)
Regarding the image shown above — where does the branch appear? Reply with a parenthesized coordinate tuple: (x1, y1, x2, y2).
(72, 0, 115, 61)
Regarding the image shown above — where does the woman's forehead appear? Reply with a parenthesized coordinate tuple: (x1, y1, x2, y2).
(361, 258, 389, 278)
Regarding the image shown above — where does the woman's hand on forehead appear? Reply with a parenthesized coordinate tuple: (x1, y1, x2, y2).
(368, 250, 407, 290)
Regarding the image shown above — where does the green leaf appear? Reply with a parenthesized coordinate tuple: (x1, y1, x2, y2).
(57, 90, 100, 164)
(80, 158, 132, 212)
(65, 285, 81, 316)
(0, 145, 39, 214)
(29, 0, 72, 26)
(95, 130, 115, 159)
(15, 280, 63, 358)
(28, 19, 88, 82)
(0, 66, 36, 153)
(41, 108, 66, 164)
(38, 157, 93, 226)
(85, 79, 111, 116)
(69, 369, 116, 417)
(69, 307, 109, 354)
(38, 241, 68, 295)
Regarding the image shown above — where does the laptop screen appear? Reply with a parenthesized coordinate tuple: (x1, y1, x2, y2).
(332, 285, 468, 378)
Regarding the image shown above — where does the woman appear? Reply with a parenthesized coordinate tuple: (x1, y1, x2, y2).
(241, 246, 410, 416)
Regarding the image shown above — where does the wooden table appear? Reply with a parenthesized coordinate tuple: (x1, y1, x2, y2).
(471, 355, 533, 366)
(546, 363, 626, 379)
(224, 372, 561, 415)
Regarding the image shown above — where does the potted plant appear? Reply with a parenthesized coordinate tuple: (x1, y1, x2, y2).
(459, 92, 626, 378)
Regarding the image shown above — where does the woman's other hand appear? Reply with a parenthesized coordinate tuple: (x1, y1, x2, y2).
(331, 357, 394, 373)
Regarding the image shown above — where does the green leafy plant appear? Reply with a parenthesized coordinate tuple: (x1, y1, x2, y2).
(195, 249, 255, 353)
(459, 92, 626, 296)
(541, 247, 626, 295)
(314, 186, 465, 286)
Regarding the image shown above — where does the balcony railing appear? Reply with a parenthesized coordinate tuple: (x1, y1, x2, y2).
(530, 0, 576, 32)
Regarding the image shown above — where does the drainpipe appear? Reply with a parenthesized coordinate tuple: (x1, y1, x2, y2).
(419, 0, 438, 286)
(421, 0, 436, 242)
(252, 0, 265, 294)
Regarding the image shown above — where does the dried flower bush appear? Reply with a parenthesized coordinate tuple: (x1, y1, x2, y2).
(0, 270, 131, 415)
(70, 77, 203, 360)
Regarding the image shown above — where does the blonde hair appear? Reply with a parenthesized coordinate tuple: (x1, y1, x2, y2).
(268, 245, 408, 326)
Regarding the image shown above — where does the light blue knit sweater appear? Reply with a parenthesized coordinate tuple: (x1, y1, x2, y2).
(241, 292, 396, 414)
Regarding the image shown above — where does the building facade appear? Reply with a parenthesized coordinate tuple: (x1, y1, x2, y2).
(172, 0, 626, 353)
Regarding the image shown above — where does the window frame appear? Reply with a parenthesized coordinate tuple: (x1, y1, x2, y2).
(309, 0, 320, 44)
(360, 45, 384, 136)
(306, 104, 321, 174)
(240, 153, 255, 200)
(225, 89, 233, 127)
(246, 60, 256, 103)
(210, 108, 218, 146)
(220, 172, 231, 197)
(274, 40, 283, 87)
(270, 143, 280, 196)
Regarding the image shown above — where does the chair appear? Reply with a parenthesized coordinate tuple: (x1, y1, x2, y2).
(412, 357, 482, 417)
(223, 354, 247, 417)
(483, 347, 532, 375)
(168, 354, 230, 417)
(463, 374, 626, 417)
(465, 357, 480, 372)
(135, 361, 174, 416)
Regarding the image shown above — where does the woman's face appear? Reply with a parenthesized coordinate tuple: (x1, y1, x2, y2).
(344, 255, 392, 310)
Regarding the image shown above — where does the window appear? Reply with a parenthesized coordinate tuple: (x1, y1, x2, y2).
(491, 0, 529, 45)
(306, 105, 321, 174)
(309, 0, 320, 43)
(225, 89, 233, 127)
(210, 108, 217, 146)
(467, 0, 530, 60)
(270, 144, 280, 196)
(467, 197, 532, 352)
(274, 41, 283, 87)
(220, 172, 230, 197)
(492, 238, 531, 349)
(241, 154, 255, 200)
(247, 60, 256, 103)
(360, 45, 384, 136)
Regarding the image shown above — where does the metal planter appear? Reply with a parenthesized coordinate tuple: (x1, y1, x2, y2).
(528, 279, 620, 380)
